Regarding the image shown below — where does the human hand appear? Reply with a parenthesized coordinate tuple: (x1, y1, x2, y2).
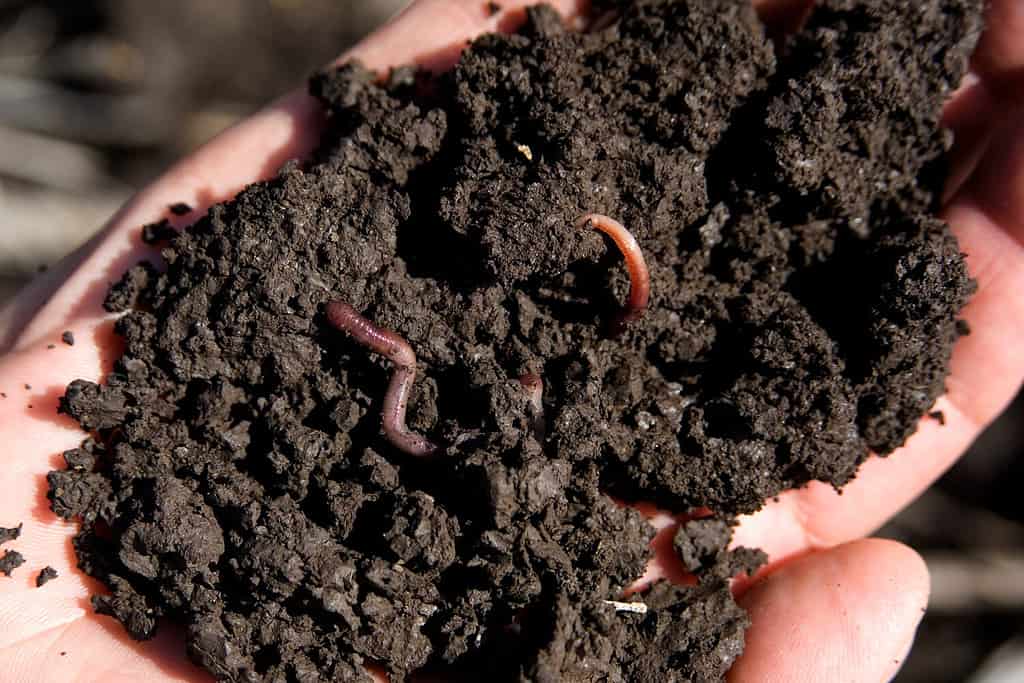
(0, 1, 1021, 681)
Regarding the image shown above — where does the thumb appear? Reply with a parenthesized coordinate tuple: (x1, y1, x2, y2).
(730, 539, 930, 683)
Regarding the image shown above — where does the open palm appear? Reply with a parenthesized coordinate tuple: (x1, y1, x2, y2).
(1, 1, 1022, 681)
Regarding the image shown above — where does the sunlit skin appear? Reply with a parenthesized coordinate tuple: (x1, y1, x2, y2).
(0, 1, 1022, 681)
(325, 300, 438, 457)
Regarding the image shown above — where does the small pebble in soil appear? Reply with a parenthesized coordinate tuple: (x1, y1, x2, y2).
(0, 550, 25, 577)
(61, 331, 74, 346)
(0, 524, 22, 545)
(36, 566, 59, 587)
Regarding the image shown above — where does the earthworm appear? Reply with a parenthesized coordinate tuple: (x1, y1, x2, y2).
(577, 213, 650, 335)
(518, 373, 545, 441)
(325, 301, 438, 457)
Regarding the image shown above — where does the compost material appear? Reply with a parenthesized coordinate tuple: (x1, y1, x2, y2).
(48, 1, 982, 680)
(36, 566, 59, 587)
(0, 524, 21, 546)
(0, 550, 24, 577)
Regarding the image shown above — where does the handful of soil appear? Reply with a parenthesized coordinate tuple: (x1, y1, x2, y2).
(48, 1, 982, 680)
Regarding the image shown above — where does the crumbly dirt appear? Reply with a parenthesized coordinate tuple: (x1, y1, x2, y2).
(36, 566, 59, 587)
(0, 524, 21, 546)
(0, 550, 25, 577)
(47, 1, 982, 681)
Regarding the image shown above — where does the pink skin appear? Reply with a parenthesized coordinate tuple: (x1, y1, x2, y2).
(325, 300, 438, 457)
(577, 213, 651, 335)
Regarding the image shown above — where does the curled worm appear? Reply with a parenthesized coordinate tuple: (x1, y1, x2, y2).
(325, 301, 438, 457)
(577, 213, 651, 336)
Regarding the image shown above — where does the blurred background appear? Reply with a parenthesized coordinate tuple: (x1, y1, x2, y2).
(0, 0, 405, 302)
(0, 1, 1020, 681)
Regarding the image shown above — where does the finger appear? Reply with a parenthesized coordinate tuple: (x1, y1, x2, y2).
(0, 342, 389, 681)
(971, 0, 1024, 94)
(0, 0, 590, 354)
(737, 19, 1024, 563)
(734, 91, 1024, 560)
(735, 195, 1024, 560)
(735, 211, 1024, 566)
(0, 339, 123, 636)
(941, 74, 996, 203)
(0, 620, 211, 683)
(729, 539, 929, 683)
(630, 510, 696, 590)
(955, 103, 1024, 245)
(0, 345, 208, 683)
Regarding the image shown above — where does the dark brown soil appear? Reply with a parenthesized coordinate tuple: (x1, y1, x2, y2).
(0, 550, 25, 577)
(0, 523, 21, 545)
(47, 1, 982, 681)
(36, 566, 59, 587)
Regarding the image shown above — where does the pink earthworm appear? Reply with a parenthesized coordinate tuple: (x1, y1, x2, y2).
(325, 301, 438, 457)
(518, 373, 545, 441)
(577, 213, 651, 335)
(518, 374, 543, 414)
